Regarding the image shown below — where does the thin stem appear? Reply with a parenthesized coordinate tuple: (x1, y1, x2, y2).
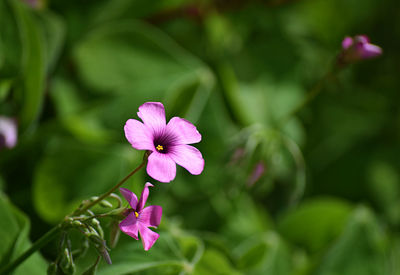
(74, 155, 148, 215)
(283, 71, 334, 123)
(1, 155, 148, 274)
(76, 208, 126, 222)
(0, 225, 63, 275)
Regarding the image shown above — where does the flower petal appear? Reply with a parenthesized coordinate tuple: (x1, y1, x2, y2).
(137, 182, 153, 212)
(359, 43, 382, 59)
(119, 188, 138, 209)
(124, 119, 154, 150)
(139, 205, 162, 228)
(119, 212, 139, 240)
(147, 152, 176, 183)
(355, 35, 370, 44)
(167, 117, 201, 145)
(170, 145, 204, 175)
(342, 36, 353, 49)
(138, 225, 159, 251)
(137, 102, 166, 133)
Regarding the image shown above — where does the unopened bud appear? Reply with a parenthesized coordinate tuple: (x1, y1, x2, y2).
(338, 35, 382, 66)
(71, 220, 84, 227)
(99, 200, 113, 208)
(99, 247, 112, 265)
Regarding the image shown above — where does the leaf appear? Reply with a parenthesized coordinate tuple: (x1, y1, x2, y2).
(73, 19, 213, 125)
(73, 19, 205, 95)
(222, 193, 272, 241)
(316, 206, 388, 275)
(278, 198, 352, 252)
(9, 0, 46, 130)
(0, 0, 21, 75)
(193, 248, 241, 275)
(50, 78, 113, 144)
(0, 192, 47, 274)
(33, 137, 143, 223)
(35, 9, 66, 72)
(234, 232, 292, 275)
(75, 232, 185, 275)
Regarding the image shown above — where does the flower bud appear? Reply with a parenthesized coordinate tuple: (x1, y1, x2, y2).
(0, 116, 17, 150)
(338, 35, 382, 66)
(99, 200, 113, 208)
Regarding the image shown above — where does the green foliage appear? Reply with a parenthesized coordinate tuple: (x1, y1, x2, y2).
(278, 198, 352, 252)
(0, 0, 398, 274)
(0, 192, 47, 274)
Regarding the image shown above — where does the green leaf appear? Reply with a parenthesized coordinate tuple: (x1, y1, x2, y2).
(0, 78, 13, 102)
(33, 137, 143, 223)
(50, 78, 113, 144)
(278, 198, 352, 252)
(10, 0, 46, 130)
(193, 248, 241, 275)
(234, 232, 292, 275)
(73, 19, 213, 125)
(0, 0, 21, 75)
(75, 232, 185, 275)
(316, 206, 388, 275)
(0, 192, 47, 274)
(367, 160, 400, 225)
(223, 193, 272, 241)
(73, 20, 205, 95)
(35, 9, 65, 72)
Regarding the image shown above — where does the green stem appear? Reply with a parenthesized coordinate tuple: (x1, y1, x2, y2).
(1, 155, 148, 274)
(0, 225, 63, 275)
(283, 71, 334, 123)
(74, 155, 148, 216)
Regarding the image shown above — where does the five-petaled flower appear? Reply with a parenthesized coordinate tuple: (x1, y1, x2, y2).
(124, 102, 204, 183)
(339, 35, 382, 65)
(119, 183, 162, 251)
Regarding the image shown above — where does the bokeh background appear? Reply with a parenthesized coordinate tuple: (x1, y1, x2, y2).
(1, 0, 399, 274)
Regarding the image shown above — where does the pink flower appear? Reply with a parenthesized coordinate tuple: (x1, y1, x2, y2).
(124, 102, 204, 183)
(247, 161, 266, 187)
(119, 183, 162, 251)
(0, 116, 17, 150)
(339, 35, 382, 64)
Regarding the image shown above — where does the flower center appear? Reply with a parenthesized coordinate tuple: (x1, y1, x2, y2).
(134, 211, 139, 218)
(153, 131, 178, 154)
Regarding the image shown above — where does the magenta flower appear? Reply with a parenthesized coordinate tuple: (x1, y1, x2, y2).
(247, 161, 266, 187)
(0, 116, 17, 150)
(339, 35, 382, 64)
(119, 183, 162, 251)
(124, 102, 204, 183)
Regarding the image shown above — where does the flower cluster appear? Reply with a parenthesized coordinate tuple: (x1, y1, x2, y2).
(338, 35, 382, 65)
(119, 102, 204, 250)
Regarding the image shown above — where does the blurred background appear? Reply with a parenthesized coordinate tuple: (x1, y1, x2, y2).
(0, 0, 399, 274)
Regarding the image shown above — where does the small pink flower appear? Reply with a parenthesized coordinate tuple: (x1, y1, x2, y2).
(124, 102, 204, 183)
(247, 162, 266, 187)
(339, 35, 382, 64)
(119, 183, 162, 251)
(0, 116, 17, 150)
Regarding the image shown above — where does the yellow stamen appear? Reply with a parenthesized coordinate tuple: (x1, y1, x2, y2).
(156, 145, 164, 151)
(134, 211, 139, 218)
